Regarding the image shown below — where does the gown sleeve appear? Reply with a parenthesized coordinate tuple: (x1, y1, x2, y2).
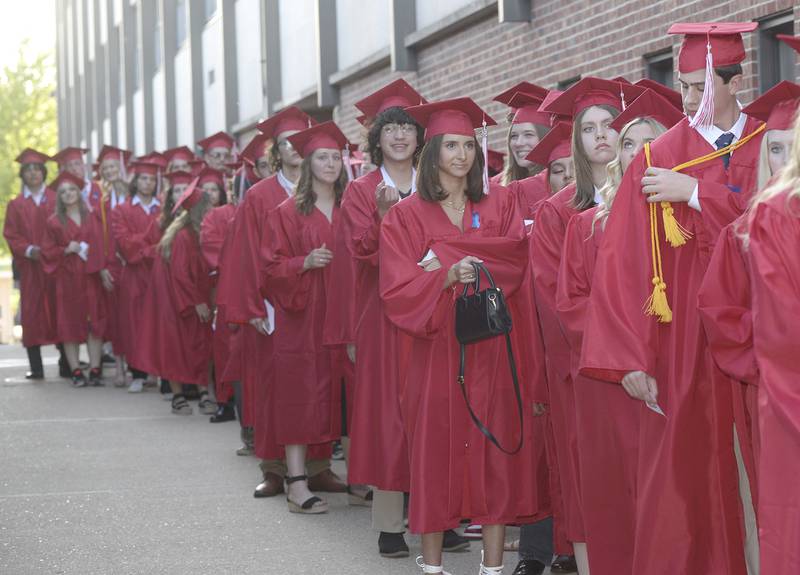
(556, 213, 594, 360)
(170, 230, 208, 317)
(111, 207, 158, 265)
(262, 206, 313, 313)
(697, 222, 758, 384)
(342, 178, 382, 266)
(41, 218, 67, 276)
(3, 201, 32, 258)
(748, 198, 800, 432)
(579, 153, 658, 382)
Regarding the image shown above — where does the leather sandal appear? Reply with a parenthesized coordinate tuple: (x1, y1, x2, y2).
(285, 475, 328, 514)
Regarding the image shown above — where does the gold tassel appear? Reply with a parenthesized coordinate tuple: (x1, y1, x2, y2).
(660, 201, 692, 247)
(644, 276, 673, 323)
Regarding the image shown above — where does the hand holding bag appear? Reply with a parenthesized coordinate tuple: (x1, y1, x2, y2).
(454, 262, 523, 454)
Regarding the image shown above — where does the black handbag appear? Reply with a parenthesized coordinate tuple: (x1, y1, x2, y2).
(454, 262, 523, 454)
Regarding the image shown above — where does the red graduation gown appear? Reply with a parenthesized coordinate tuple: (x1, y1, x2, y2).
(698, 218, 760, 506)
(111, 200, 161, 360)
(510, 171, 550, 222)
(530, 183, 585, 542)
(3, 189, 58, 347)
(579, 117, 763, 575)
(263, 198, 342, 446)
(379, 185, 549, 533)
(747, 191, 800, 575)
(556, 207, 639, 574)
(41, 213, 107, 342)
(201, 204, 237, 404)
(340, 169, 412, 491)
(135, 228, 212, 385)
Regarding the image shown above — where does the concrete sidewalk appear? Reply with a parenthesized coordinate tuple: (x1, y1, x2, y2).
(0, 343, 546, 575)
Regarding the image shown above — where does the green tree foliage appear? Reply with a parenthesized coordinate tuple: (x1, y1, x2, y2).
(0, 42, 58, 255)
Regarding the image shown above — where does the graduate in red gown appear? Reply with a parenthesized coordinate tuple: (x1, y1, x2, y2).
(492, 84, 553, 220)
(523, 120, 575, 219)
(533, 77, 643, 573)
(41, 171, 108, 387)
(3, 149, 59, 379)
(219, 107, 338, 497)
(556, 90, 681, 575)
(697, 81, 800, 573)
(262, 121, 350, 515)
(197, 131, 235, 172)
(163, 146, 196, 174)
(579, 24, 764, 575)
(381, 98, 548, 575)
(342, 79, 440, 557)
(745, 126, 800, 573)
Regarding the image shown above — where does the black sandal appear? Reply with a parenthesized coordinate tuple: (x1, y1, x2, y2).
(171, 394, 193, 415)
(285, 475, 328, 514)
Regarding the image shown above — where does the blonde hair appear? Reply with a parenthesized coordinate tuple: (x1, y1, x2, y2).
(159, 195, 210, 261)
(593, 117, 667, 231)
(55, 184, 88, 226)
(748, 108, 800, 223)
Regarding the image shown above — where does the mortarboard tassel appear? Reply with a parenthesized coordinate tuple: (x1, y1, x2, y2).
(689, 32, 715, 130)
(643, 142, 673, 323)
(481, 120, 490, 195)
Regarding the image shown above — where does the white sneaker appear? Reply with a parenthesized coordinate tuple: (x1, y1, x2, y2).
(128, 379, 144, 393)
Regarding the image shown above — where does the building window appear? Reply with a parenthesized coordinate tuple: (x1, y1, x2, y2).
(204, 0, 217, 22)
(646, 49, 674, 88)
(759, 12, 795, 92)
(557, 76, 581, 91)
(176, 0, 187, 49)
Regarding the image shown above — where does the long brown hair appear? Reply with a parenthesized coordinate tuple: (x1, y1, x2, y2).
(572, 104, 619, 211)
(159, 195, 211, 261)
(55, 185, 88, 226)
(501, 119, 548, 186)
(416, 134, 485, 203)
(293, 153, 348, 216)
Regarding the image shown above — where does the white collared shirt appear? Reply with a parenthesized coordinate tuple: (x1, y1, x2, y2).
(687, 107, 748, 212)
(132, 194, 160, 215)
(277, 170, 295, 196)
(380, 165, 417, 199)
(23, 185, 46, 206)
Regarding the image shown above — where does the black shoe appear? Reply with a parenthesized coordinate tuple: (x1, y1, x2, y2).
(89, 368, 104, 387)
(25, 371, 45, 380)
(512, 559, 546, 575)
(378, 532, 409, 558)
(101, 353, 115, 364)
(550, 555, 578, 574)
(71, 369, 87, 388)
(442, 529, 470, 552)
(160, 379, 171, 394)
(59, 360, 71, 379)
(209, 402, 236, 423)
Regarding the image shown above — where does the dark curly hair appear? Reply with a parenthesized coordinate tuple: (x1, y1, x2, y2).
(366, 107, 424, 167)
(18, 163, 47, 181)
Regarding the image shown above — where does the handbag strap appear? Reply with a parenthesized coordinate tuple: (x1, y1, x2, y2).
(457, 333, 524, 455)
(461, 261, 498, 297)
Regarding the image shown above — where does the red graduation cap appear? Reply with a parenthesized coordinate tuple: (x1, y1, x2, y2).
(138, 152, 168, 170)
(257, 106, 315, 140)
(188, 159, 207, 176)
(506, 91, 552, 126)
(536, 89, 568, 126)
(15, 148, 51, 164)
(493, 82, 549, 108)
(634, 79, 684, 112)
(542, 77, 644, 120)
(240, 133, 270, 166)
(610, 89, 686, 133)
(286, 121, 349, 159)
(525, 121, 573, 167)
(405, 97, 496, 141)
(611, 76, 632, 84)
(166, 170, 195, 187)
(668, 22, 758, 73)
(197, 131, 235, 152)
(355, 114, 369, 127)
(50, 170, 85, 191)
(197, 166, 225, 188)
(742, 80, 800, 131)
(164, 146, 196, 164)
(486, 149, 505, 174)
(777, 34, 800, 54)
(354, 78, 427, 120)
(172, 177, 203, 215)
(128, 161, 162, 177)
(96, 145, 132, 165)
(51, 147, 88, 166)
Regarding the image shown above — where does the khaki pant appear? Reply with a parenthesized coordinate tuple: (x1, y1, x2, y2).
(372, 489, 405, 533)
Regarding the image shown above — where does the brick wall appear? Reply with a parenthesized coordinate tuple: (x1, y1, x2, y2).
(333, 0, 798, 150)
